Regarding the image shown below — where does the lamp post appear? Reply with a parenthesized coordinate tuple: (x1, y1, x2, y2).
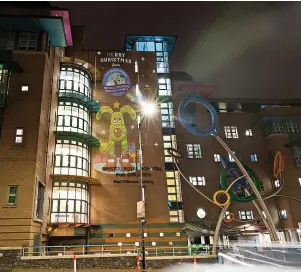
(137, 101, 156, 271)
(137, 115, 146, 270)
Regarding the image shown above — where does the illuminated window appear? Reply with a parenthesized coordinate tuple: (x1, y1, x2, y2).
(163, 135, 177, 163)
(160, 102, 175, 128)
(54, 139, 90, 177)
(18, 31, 38, 50)
(274, 179, 280, 188)
(224, 126, 239, 139)
(152, 242, 156, 246)
(239, 210, 253, 220)
(50, 180, 89, 224)
(299, 178, 301, 186)
(285, 121, 299, 133)
(126, 233, 131, 237)
(135, 61, 138, 73)
(186, 144, 202, 159)
(15, 128, 24, 144)
(158, 77, 171, 96)
(214, 154, 221, 162)
(156, 51, 169, 73)
(7, 186, 18, 206)
(59, 65, 92, 98)
(189, 176, 206, 186)
(21, 85, 29, 92)
(0, 31, 15, 50)
(56, 101, 91, 135)
(280, 209, 288, 220)
(245, 129, 253, 136)
(250, 154, 258, 162)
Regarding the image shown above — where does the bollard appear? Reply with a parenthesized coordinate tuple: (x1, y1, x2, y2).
(74, 255, 77, 272)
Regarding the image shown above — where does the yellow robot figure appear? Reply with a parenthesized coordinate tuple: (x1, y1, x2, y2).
(96, 103, 136, 171)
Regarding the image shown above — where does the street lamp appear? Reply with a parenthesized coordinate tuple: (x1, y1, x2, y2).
(137, 100, 156, 271)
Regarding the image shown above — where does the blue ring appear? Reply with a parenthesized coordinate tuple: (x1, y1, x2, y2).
(178, 96, 218, 136)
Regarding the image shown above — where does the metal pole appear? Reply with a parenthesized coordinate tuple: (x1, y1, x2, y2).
(138, 115, 146, 270)
(141, 220, 146, 270)
(214, 136, 279, 241)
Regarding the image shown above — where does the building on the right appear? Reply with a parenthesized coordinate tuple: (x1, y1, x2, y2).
(170, 78, 301, 245)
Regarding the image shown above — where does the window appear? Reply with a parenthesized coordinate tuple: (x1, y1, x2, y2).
(238, 210, 253, 220)
(224, 126, 239, 139)
(126, 233, 131, 238)
(158, 77, 171, 96)
(285, 121, 299, 134)
(214, 154, 221, 162)
(50, 180, 89, 224)
(299, 178, 301, 186)
(0, 67, 9, 106)
(156, 51, 169, 73)
(15, 128, 24, 144)
(160, 102, 175, 128)
(163, 135, 177, 163)
(293, 146, 301, 167)
(169, 210, 184, 223)
(0, 31, 15, 50)
(18, 31, 38, 50)
(59, 65, 92, 98)
(135, 61, 138, 73)
(250, 154, 258, 162)
(189, 176, 206, 186)
(56, 101, 91, 135)
(166, 171, 182, 202)
(35, 181, 45, 220)
(280, 209, 288, 220)
(54, 139, 90, 177)
(274, 179, 280, 188)
(245, 129, 253, 136)
(7, 186, 18, 206)
(186, 144, 202, 159)
(21, 85, 29, 92)
(263, 120, 299, 136)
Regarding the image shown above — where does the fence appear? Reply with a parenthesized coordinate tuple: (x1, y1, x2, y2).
(23, 244, 214, 257)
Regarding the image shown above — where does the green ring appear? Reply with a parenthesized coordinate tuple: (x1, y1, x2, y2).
(220, 164, 261, 203)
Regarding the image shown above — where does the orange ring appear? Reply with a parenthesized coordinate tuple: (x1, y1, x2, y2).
(273, 151, 284, 178)
(224, 213, 234, 223)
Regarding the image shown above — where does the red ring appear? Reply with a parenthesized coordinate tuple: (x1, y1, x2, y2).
(223, 213, 234, 223)
(167, 148, 182, 159)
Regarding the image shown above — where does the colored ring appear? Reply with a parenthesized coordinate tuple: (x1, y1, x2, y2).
(224, 213, 234, 223)
(220, 164, 261, 203)
(167, 148, 182, 159)
(178, 96, 218, 136)
(273, 151, 284, 178)
(213, 190, 231, 207)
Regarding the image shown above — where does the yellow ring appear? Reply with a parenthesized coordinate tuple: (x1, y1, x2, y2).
(213, 190, 230, 207)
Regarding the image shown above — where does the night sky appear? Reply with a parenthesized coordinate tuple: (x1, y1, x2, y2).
(52, 1, 301, 100)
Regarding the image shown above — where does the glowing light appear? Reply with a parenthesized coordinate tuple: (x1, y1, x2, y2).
(141, 101, 156, 116)
(197, 208, 206, 219)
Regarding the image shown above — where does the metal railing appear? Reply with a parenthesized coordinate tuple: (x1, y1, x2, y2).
(22, 244, 215, 257)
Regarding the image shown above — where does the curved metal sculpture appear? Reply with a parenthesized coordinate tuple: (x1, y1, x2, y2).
(177, 95, 280, 254)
